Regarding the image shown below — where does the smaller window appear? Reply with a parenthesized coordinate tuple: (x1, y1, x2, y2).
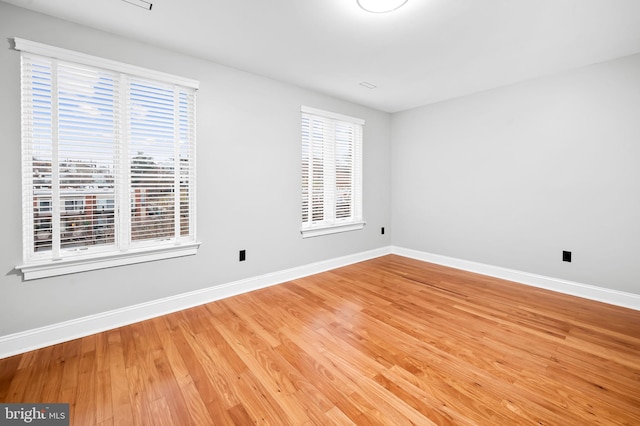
(39, 199, 51, 213)
(64, 199, 84, 213)
(301, 106, 365, 238)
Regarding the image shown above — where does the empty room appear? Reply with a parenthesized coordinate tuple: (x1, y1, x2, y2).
(1, 0, 639, 424)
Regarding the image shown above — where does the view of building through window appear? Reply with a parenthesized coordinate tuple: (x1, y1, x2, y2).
(20, 45, 197, 268)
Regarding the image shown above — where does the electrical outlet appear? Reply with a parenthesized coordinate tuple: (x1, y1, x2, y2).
(239, 250, 246, 262)
(562, 251, 571, 262)
(381, 227, 385, 235)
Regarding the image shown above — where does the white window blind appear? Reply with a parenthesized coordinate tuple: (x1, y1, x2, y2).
(301, 106, 364, 238)
(16, 39, 199, 279)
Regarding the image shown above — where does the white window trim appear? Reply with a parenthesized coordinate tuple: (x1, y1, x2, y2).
(301, 106, 364, 126)
(12, 38, 199, 89)
(301, 221, 366, 238)
(14, 38, 201, 280)
(300, 106, 365, 238)
(17, 242, 201, 280)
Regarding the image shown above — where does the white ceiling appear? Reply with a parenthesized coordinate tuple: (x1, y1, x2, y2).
(4, 0, 640, 112)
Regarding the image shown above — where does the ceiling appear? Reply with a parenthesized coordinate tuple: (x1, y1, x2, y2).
(4, 0, 640, 112)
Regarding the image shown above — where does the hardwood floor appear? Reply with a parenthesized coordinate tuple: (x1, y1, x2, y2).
(1, 255, 639, 425)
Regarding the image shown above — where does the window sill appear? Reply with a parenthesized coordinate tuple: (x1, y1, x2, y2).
(301, 221, 366, 238)
(16, 242, 201, 281)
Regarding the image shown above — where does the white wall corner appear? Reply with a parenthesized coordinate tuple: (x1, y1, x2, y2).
(391, 246, 640, 311)
(0, 246, 392, 359)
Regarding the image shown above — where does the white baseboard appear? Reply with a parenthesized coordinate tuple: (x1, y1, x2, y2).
(0, 246, 391, 359)
(391, 246, 640, 311)
(3, 245, 637, 359)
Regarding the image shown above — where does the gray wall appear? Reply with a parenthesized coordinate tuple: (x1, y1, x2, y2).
(0, 3, 392, 336)
(2, 2, 638, 340)
(391, 53, 640, 294)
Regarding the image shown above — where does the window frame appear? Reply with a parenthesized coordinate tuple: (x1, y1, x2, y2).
(300, 106, 365, 238)
(14, 38, 200, 280)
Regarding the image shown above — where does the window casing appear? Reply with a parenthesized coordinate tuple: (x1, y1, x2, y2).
(301, 106, 364, 238)
(15, 39, 199, 280)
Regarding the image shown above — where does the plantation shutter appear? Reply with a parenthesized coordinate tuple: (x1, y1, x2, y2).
(178, 90, 196, 237)
(128, 78, 196, 244)
(58, 62, 118, 252)
(21, 54, 55, 259)
(17, 38, 199, 278)
(130, 79, 171, 243)
(301, 106, 364, 236)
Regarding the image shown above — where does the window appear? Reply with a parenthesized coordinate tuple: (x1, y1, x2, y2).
(301, 106, 364, 238)
(15, 38, 199, 280)
(64, 199, 84, 213)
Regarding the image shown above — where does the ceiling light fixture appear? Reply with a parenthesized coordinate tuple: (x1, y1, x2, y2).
(121, 0, 153, 10)
(357, 0, 408, 13)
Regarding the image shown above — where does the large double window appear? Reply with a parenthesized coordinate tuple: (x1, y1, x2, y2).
(301, 106, 364, 237)
(16, 39, 199, 279)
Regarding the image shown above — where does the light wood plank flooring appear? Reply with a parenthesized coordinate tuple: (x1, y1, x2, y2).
(1, 255, 639, 425)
